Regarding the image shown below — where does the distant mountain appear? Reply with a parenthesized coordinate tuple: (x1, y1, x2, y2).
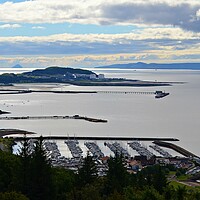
(12, 64, 23, 68)
(97, 62, 200, 70)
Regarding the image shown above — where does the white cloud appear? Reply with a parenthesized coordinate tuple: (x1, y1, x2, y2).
(32, 26, 46, 29)
(0, 23, 21, 29)
(0, 0, 200, 32)
(0, 27, 199, 43)
(0, 26, 199, 64)
(1, 50, 200, 69)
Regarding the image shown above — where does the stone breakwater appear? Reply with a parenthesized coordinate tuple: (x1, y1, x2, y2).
(0, 115, 108, 123)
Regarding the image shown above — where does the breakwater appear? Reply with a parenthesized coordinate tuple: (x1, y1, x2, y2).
(153, 141, 199, 158)
(13, 136, 179, 142)
(0, 115, 108, 123)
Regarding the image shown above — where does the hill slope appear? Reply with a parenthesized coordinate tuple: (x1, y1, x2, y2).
(97, 62, 200, 70)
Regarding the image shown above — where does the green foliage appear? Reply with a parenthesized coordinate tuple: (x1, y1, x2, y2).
(0, 191, 29, 200)
(140, 187, 164, 200)
(176, 185, 188, 200)
(77, 152, 98, 188)
(28, 137, 54, 200)
(137, 165, 168, 193)
(105, 153, 129, 195)
(0, 138, 15, 153)
(0, 151, 21, 192)
(124, 186, 143, 200)
(163, 185, 176, 200)
(107, 190, 125, 200)
(70, 183, 103, 200)
(52, 167, 75, 200)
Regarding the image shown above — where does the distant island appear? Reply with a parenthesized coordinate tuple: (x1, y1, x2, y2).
(12, 64, 23, 68)
(97, 62, 200, 70)
(0, 66, 171, 87)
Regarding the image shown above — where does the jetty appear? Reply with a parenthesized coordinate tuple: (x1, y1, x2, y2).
(0, 115, 107, 123)
(0, 89, 169, 98)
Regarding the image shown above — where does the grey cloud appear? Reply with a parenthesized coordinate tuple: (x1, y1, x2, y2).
(0, 40, 154, 55)
(0, 37, 198, 56)
(101, 3, 200, 32)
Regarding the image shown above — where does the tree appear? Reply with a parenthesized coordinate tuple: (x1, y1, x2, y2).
(29, 137, 54, 200)
(52, 167, 75, 200)
(163, 185, 176, 200)
(0, 191, 29, 200)
(18, 137, 33, 196)
(176, 186, 188, 200)
(105, 153, 129, 195)
(152, 165, 168, 193)
(140, 187, 164, 200)
(0, 150, 21, 192)
(77, 152, 98, 188)
(137, 165, 168, 194)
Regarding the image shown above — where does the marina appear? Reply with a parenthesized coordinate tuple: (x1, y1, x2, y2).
(128, 141, 154, 160)
(84, 141, 104, 158)
(15, 138, 194, 173)
(149, 144, 172, 157)
(104, 142, 130, 158)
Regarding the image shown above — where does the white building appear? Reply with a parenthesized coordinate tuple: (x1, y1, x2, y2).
(90, 74, 97, 79)
(98, 74, 105, 79)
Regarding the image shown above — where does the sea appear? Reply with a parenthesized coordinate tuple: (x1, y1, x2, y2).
(0, 68, 200, 156)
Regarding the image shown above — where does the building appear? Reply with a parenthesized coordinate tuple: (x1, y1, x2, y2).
(98, 74, 105, 79)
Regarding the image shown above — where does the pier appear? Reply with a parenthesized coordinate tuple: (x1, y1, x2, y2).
(0, 89, 169, 98)
(98, 91, 155, 95)
(0, 115, 108, 123)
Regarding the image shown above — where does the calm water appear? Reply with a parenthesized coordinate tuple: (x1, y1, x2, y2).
(0, 68, 200, 156)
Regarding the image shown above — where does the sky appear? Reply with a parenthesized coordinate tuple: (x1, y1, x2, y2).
(0, 0, 200, 68)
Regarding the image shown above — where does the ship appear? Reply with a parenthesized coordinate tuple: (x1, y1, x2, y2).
(155, 91, 169, 98)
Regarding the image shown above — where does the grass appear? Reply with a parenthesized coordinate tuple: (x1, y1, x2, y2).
(169, 181, 200, 191)
(177, 174, 191, 181)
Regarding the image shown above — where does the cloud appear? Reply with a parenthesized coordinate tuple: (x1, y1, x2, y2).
(0, 25, 199, 65)
(0, 27, 199, 43)
(1, 50, 200, 69)
(32, 26, 46, 29)
(0, 23, 22, 29)
(0, 0, 200, 32)
(0, 27, 199, 59)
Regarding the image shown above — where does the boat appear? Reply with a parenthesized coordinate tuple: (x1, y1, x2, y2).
(155, 91, 169, 98)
